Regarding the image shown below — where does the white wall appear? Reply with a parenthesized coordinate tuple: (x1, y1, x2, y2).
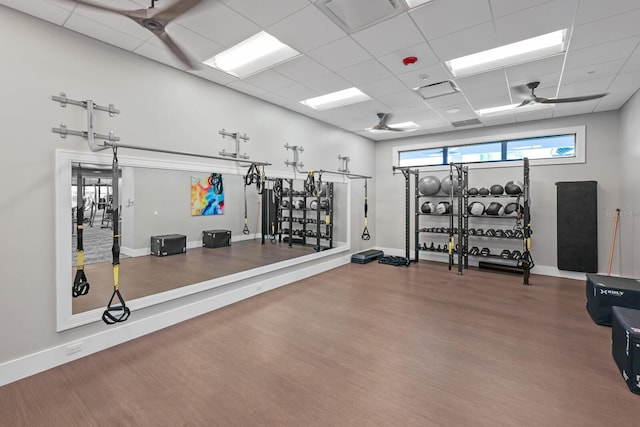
(619, 89, 640, 277)
(375, 112, 623, 277)
(0, 5, 375, 375)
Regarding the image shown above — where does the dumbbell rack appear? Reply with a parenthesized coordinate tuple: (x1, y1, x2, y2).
(279, 180, 334, 251)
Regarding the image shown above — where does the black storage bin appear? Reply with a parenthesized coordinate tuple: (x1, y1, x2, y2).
(586, 274, 640, 326)
(612, 306, 640, 394)
(150, 234, 186, 257)
(202, 229, 231, 248)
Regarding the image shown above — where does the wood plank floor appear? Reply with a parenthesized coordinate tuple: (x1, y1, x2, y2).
(5, 261, 640, 426)
(73, 240, 316, 313)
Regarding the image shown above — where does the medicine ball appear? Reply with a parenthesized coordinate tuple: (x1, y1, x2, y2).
(478, 187, 490, 196)
(308, 199, 318, 210)
(421, 201, 436, 214)
(281, 199, 290, 208)
(293, 199, 304, 210)
(485, 201, 504, 216)
(505, 180, 524, 195)
(319, 199, 330, 210)
(468, 187, 479, 196)
(490, 184, 504, 195)
(418, 175, 441, 196)
(503, 202, 523, 216)
(468, 201, 485, 216)
(440, 176, 461, 195)
(436, 201, 450, 214)
(282, 187, 290, 196)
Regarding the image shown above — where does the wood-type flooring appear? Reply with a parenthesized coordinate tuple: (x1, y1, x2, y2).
(5, 260, 639, 426)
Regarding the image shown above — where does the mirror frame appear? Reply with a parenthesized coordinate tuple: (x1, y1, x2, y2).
(56, 149, 351, 331)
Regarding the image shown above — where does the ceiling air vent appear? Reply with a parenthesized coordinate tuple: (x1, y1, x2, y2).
(415, 80, 459, 100)
(451, 118, 483, 128)
(315, 0, 403, 33)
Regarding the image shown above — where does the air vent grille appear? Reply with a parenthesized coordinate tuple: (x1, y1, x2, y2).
(451, 119, 482, 127)
(316, 0, 403, 33)
(416, 80, 459, 100)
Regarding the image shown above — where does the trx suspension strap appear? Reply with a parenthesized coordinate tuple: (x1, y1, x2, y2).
(242, 184, 250, 235)
(361, 179, 370, 240)
(243, 163, 264, 235)
(73, 165, 90, 297)
(102, 147, 130, 325)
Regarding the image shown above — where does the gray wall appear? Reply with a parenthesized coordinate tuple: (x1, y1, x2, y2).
(0, 6, 374, 365)
(375, 112, 623, 276)
(619, 89, 640, 277)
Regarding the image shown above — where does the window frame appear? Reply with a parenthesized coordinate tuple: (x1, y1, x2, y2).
(392, 125, 585, 170)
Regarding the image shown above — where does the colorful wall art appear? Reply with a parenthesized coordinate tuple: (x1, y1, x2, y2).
(191, 174, 224, 216)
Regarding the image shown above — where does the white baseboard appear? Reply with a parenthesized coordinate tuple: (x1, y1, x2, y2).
(0, 254, 350, 387)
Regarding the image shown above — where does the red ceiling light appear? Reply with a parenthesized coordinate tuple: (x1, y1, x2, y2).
(403, 56, 418, 66)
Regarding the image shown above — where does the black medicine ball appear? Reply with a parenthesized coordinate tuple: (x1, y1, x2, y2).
(505, 180, 524, 195)
(468, 187, 479, 196)
(490, 184, 504, 195)
(421, 201, 435, 214)
(478, 187, 490, 196)
(504, 202, 523, 216)
(485, 202, 504, 216)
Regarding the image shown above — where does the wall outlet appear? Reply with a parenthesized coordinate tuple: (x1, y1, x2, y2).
(65, 342, 83, 356)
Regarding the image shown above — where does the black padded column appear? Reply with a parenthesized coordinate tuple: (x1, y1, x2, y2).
(556, 181, 598, 272)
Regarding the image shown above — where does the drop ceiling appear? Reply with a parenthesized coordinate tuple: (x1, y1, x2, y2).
(4, 0, 640, 141)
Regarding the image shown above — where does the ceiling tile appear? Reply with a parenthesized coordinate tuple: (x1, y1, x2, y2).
(607, 72, 640, 99)
(377, 42, 439, 75)
(176, 1, 261, 47)
(620, 44, 640, 74)
(504, 55, 565, 87)
(346, 99, 395, 118)
(409, 0, 492, 40)
(423, 92, 469, 109)
(351, 13, 425, 57)
(271, 55, 332, 83)
(429, 102, 475, 118)
(429, 22, 497, 62)
(64, 12, 147, 52)
(225, 80, 270, 99)
(494, 0, 577, 45)
(396, 63, 452, 89)
(557, 76, 614, 98)
(575, 0, 640, 25)
(552, 100, 598, 117)
(189, 67, 238, 86)
(565, 37, 640, 70)
(571, 8, 640, 51)
(489, 0, 555, 19)
(301, 73, 353, 93)
(561, 59, 626, 86)
(479, 113, 517, 126)
(454, 69, 508, 93)
(275, 83, 320, 102)
(377, 91, 430, 113)
(336, 59, 394, 86)
(306, 37, 373, 71)
(134, 39, 188, 70)
(594, 93, 632, 112)
(358, 76, 408, 98)
(242, 69, 298, 91)
(72, 1, 152, 40)
(219, 0, 309, 27)
(268, 5, 346, 52)
(464, 83, 512, 108)
(0, 0, 73, 25)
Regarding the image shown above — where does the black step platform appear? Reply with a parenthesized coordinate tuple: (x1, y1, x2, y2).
(586, 274, 640, 326)
(351, 249, 384, 264)
(612, 306, 640, 394)
(150, 234, 186, 257)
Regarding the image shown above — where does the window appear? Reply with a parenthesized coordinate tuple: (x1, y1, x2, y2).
(394, 127, 584, 168)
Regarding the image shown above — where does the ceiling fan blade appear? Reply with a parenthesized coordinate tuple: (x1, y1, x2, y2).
(377, 113, 391, 127)
(152, 0, 204, 24)
(538, 93, 608, 103)
(157, 31, 199, 69)
(517, 99, 534, 107)
(385, 126, 405, 132)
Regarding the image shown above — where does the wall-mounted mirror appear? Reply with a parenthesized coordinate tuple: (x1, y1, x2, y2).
(57, 150, 351, 331)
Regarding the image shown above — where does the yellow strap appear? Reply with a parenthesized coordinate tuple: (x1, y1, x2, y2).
(364, 218, 368, 227)
(78, 225, 83, 230)
(325, 215, 330, 225)
(77, 250, 84, 269)
(448, 237, 454, 255)
(113, 264, 119, 291)
(525, 237, 531, 251)
(244, 218, 248, 224)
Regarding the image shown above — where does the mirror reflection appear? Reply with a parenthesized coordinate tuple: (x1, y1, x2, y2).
(70, 162, 347, 314)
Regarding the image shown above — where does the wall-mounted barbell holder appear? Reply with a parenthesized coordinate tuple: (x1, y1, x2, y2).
(218, 129, 250, 159)
(284, 143, 304, 173)
(338, 154, 350, 173)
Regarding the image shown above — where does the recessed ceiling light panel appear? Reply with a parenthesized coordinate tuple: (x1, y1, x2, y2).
(203, 31, 300, 78)
(446, 29, 567, 77)
(300, 88, 372, 111)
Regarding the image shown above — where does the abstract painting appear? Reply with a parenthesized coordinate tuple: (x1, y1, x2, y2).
(191, 173, 224, 216)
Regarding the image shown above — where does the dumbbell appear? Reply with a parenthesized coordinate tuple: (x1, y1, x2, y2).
(429, 242, 435, 251)
(468, 228, 476, 235)
(500, 249, 512, 259)
(469, 246, 480, 255)
(511, 250, 522, 260)
(476, 228, 485, 236)
(485, 229, 496, 237)
(495, 229, 504, 238)
(504, 229, 514, 238)
(480, 247, 491, 256)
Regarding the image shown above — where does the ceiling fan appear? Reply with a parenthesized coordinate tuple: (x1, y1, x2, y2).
(71, 0, 202, 69)
(517, 81, 608, 107)
(371, 113, 404, 132)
